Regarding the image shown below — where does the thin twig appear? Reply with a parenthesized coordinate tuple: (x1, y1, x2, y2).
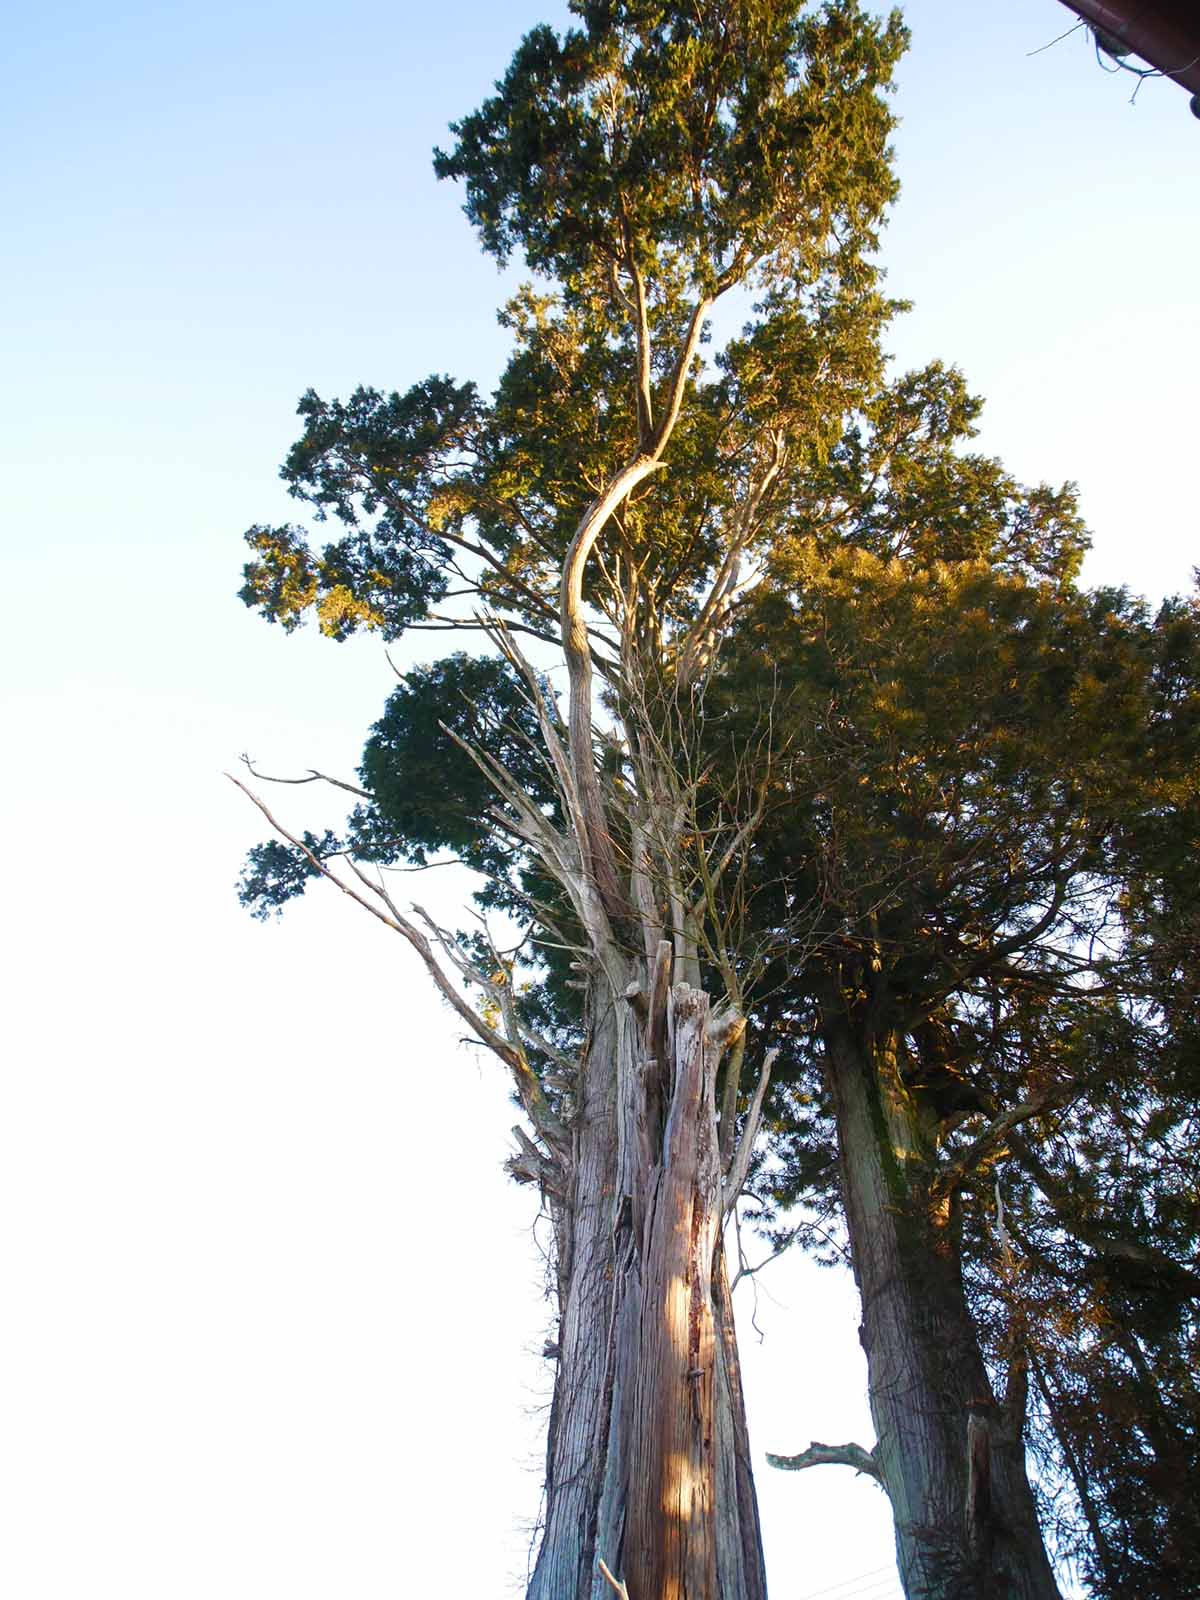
(239, 754, 370, 800)
(1026, 19, 1084, 58)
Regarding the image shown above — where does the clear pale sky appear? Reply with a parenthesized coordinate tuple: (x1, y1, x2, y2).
(2, 3, 1196, 1597)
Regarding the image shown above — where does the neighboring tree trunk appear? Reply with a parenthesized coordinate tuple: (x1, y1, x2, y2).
(821, 998, 1061, 1600)
(528, 956, 767, 1600)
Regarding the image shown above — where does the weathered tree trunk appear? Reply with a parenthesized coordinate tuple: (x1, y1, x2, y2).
(528, 965, 767, 1600)
(822, 1003, 1061, 1600)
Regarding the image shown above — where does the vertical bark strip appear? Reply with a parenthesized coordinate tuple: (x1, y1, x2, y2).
(531, 976, 767, 1600)
(530, 1004, 623, 1600)
(626, 987, 720, 1600)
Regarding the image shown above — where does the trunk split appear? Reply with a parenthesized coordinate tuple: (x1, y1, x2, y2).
(823, 1006, 1062, 1600)
(528, 966, 767, 1600)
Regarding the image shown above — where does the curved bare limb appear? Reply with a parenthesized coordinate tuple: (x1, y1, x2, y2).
(239, 754, 370, 801)
(558, 294, 714, 921)
(228, 774, 567, 1154)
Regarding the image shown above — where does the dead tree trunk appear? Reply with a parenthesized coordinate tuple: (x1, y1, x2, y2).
(822, 1004, 1061, 1600)
(528, 960, 767, 1600)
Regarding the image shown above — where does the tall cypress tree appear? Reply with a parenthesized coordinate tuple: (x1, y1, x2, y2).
(236, 5, 905, 1595)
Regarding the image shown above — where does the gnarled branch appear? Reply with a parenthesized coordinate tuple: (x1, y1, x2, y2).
(766, 1440, 882, 1484)
(239, 753, 370, 801)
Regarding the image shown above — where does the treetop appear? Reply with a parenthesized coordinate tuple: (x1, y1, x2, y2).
(434, 0, 907, 298)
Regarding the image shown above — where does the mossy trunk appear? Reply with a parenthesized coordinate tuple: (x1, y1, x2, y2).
(528, 972, 767, 1600)
(823, 1004, 1061, 1600)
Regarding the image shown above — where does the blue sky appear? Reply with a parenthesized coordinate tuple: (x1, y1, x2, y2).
(2, 3, 1196, 1597)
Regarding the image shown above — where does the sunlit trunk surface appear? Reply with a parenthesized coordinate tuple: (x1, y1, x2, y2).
(529, 970, 767, 1600)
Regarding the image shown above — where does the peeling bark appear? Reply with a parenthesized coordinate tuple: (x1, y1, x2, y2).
(529, 973, 767, 1600)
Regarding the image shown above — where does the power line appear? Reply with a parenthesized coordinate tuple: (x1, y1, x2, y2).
(796, 1565, 891, 1593)
(795, 1585, 902, 1600)
(793, 1563, 901, 1600)
(808, 1582, 901, 1600)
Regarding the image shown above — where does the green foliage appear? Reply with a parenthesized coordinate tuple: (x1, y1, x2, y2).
(709, 367, 1102, 1001)
(238, 829, 341, 918)
(967, 1009, 1200, 1599)
(434, 0, 906, 294)
(238, 652, 558, 898)
(777, 359, 1088, 584)
(362, 652, 559, 864)
(238, 379, 481, 639)
(699, 387, 1200, 1510)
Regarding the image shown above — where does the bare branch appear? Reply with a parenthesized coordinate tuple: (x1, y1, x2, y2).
(486, 622, 587, 849)
(507, 1124, 566, 1195)
(766, 1440, 883, 1484)
(228, 775, 568, 1152)
(724, 1046, 778, 1214)
(558, 290, 715, 923)
(598, 1558, 632, 1599)
(717, 1028, 747, 1170)
(239, 754, 370, 801)
(408, 611, 619, 676)
(728, 1221, 798, 1291)
(560, 454, 663, 919)
(413, 903, 571, 1149)
(620, 218, 654, 449)
(933, 1099, 1061, 1203)
(676, 429, 785, 690)
(648, 295, 713, 460)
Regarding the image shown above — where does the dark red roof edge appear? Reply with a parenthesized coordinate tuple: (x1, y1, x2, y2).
(1058, 0, 1200, 97)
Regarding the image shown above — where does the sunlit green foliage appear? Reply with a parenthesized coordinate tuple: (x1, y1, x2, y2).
(240, 0, 906, 660)
(434, 0, 905, 291)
